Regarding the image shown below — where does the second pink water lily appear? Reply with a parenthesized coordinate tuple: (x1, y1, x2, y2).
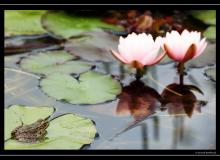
(111, 32, 165, 69)
(163, 30, 207, 62)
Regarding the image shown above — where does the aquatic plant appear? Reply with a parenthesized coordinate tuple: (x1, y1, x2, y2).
(111, 32, 165, 80)
(163, 30, 207, 85)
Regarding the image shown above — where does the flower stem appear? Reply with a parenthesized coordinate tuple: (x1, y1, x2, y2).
(178, 62, 185, 86)
(135, 67, 147, 80)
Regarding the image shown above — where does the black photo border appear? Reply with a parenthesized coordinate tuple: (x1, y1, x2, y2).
(1, 4, 219, 156)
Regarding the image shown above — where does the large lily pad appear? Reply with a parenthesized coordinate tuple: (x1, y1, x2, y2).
(4, 105, 54, 140)
(40, 71, 122, 104)
(5, 10, 46, 36)
(42, 11, 123, 39)
(20, 51, 93, 75)
(65, 30, 119, 62)
(190, 10, 216, 25)
(5, 106, 97, 149)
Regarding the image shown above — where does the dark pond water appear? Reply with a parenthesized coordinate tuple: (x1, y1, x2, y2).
(4, 36, 216, 150)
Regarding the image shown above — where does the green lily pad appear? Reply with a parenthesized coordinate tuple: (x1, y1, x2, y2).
(5, 10, 46, 36)
(190, 10, 216, 25)
(41, 11, 123, 39)
(4, 105, 54, 140)
(204, 26, 216, 40)
(205, 68, 216, 82)
(5, 106, 97, 149)
(65, 30, 119, 62)
(40, 71, 122, 104)
(4, 109, 22, 140)
(20, 51, 93, 75)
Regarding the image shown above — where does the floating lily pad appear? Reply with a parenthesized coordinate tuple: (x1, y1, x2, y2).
(20, 51, 93, 75)
(5, 106, 97, 149)
(40, 71, 122, 104)
(5, 10, 46, 36)
(190, 10, 216, 25)
(205, 68, 216, 82)
(4, 105, 54, 141)
(4, 109, 22, 140)
(204, 26, 216, 40)
(65, 30, 119, 62)
(42, 11, 123, 39)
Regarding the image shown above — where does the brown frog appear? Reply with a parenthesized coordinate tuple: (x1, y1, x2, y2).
(11, 119, 49, 143)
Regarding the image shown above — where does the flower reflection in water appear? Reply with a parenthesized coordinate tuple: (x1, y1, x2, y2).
(112, 79, 208, 148)
(160, 83, 207, 148)
(112, 80, 161, 148)
(116, 80, 161, 120)
(160, 83, 207, 118)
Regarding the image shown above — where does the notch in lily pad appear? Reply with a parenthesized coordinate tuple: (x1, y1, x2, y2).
(20, 50, 94, 76)
(40, 71, 122, 105)
(5, 105, 97, 149)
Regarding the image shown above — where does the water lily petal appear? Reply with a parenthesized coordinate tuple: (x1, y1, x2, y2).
(147, 52, 166, 66)
(164, 43, 183, 61)
(194, 38, 207, 58)
(183, 44, 197, 62)
(163, 29, 207, 62)
(141, 47, 161, 65)
(114, 32, 167, 67)
(118, 44, 134, 62)
(111, 49, 128, 64)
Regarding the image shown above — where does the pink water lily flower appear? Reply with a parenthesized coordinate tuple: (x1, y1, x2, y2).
(111, 32, 165, 69)
(163, 30, 207, 62)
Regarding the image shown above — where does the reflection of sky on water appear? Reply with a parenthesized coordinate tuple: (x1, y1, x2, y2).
(4, 48, 216, 149)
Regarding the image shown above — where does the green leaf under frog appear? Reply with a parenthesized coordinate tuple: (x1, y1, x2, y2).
(204, 67, 216, 82)
(5, 106, 97, 149)
(64, 30, 119, 62)
(4, 105, 54, 141)
(190, 10, 216, 25)
(20, 51, 93, 75)
(5, 10, 47, 36)
(40, 71, 122, 104)
(41, 11, 123, 39)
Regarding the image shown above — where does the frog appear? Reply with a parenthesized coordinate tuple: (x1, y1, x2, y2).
(11, 118, 49, 143)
